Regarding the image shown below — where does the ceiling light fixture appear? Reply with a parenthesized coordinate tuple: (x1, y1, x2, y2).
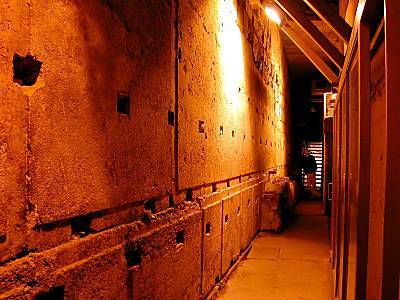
(265, 6, 282, 25)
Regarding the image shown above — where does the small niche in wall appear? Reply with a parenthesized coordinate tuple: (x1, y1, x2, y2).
(144, 198, 157, 213)
(125, 248, 141, 268)
(0, 235, 6, 243)
(176, 230, 185, 244)
(231, 130, 235, 138)
(243, 134, 246, 140)
(168, 111, 175, 126)
(227, 181, 230, 188)
(168, 195, 175, 208)
(117, 93, 130, 115)
(237, 206, 240, 216)
(35, 286, 65, 300)
(13, 54, 42, 86)
(220, 125, 224, 135)
(185, 188, 193, 201)
(71, 215, 92, 238)
(225, 214, 229, 224)
(199, 120, 205, 134)
(260, 138, 262, 144)
(206, 223, 212, 234)
(256, 107, 259, 114)
(212, 183, 217, 193)
(247, 199, 251, 207)
(215, 275, 220, 284)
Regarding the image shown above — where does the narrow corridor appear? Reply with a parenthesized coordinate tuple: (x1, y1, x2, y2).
(1, 1, 397, 299)
(217, 202, 333, 300)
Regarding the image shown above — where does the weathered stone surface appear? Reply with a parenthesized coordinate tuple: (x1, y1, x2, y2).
(129, 210, 202, 299)
(240, 186, 254, 251)
(0, 0, 290, 298)
(0, 0, 31, 263)
(202, 199, 223, 297)
(28, 0, 174, 224)
(178, 0, 289, 190)
(222, 193, 242, 275)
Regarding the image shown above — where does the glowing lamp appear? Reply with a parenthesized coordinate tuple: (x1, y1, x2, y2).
(264, 5, 282, 26)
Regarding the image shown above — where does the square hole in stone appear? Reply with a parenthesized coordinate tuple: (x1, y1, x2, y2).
(219, 125, 224, 135)
(144, 198, 157, 214)
(125, 248, 141, 268)
(185, 188, 193, 201)
(117, 93, 130, 115)
(199, 120, 205, 134)
(212, 183, 217, 193)
(35, 286, 64, 300)
(168, 111, 175, 126)
(71, 215, 92, 238)
(215, 275, 220, 284)
(176, 230, 185, 244)
(168, 194, 175, 208)
(231, 130, 235, 138)
(206, 223, 211, 234)
(13, 54, 42, 86)
(225, 214, 229, 224)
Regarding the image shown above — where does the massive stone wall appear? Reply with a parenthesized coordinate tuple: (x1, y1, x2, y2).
(0, 0, 290, 298)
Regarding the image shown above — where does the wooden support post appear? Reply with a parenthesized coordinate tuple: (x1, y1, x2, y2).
(355, 21, 370, 300)
(382, 0, 400, 298)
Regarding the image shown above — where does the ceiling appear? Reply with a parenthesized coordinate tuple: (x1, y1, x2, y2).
(279, 0, 342, 80)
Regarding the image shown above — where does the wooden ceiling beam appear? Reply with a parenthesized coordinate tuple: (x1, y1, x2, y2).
(302, 0, 352, 44)
(274, 0, 344, 69)
(282, 24, 338, 83)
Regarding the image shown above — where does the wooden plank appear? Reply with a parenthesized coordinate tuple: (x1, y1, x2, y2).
(303, 0, 352, 44)
(282, 24, 338, 83)
(275, 0, 345, 69)
(361, 0, 382, 22)
(337, 0, 363, 97)
(370, 17, 384, 53)
(382, 0, 400, 298)
(355, 21, 370, 300)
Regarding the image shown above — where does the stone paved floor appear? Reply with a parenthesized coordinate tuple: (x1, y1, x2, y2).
(217, 201, 333, 300)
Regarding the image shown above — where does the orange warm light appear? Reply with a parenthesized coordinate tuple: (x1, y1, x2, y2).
(265, 6, 282, 26)
(219, 0, 245, 114)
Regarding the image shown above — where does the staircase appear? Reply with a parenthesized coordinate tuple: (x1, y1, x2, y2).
(303, 141, 323, 189)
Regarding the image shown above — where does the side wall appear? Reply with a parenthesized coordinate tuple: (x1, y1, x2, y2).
(0, 0, 290, 299)
(332, 1, 400, 299)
